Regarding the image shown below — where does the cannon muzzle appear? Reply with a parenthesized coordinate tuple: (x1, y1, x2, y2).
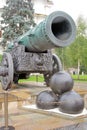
(18, 11, 76, 52)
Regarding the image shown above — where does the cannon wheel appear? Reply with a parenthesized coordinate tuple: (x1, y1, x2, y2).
(44, 54, 62, 86)
(1, 53, 14, 90)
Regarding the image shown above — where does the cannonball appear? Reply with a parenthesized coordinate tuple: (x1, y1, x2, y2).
(36, 90, 59, 109)
(50, 71, 74, 95)
(59, 90, 84, 114)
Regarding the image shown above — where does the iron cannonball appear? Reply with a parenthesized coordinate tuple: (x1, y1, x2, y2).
(50, 71, 74, 95)
(59, 90, 84, 114)
(36, 90, 59, 109)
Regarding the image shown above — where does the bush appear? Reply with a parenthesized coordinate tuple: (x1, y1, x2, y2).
(0, 54, 2, 62)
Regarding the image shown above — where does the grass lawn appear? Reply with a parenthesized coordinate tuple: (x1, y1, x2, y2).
(19, 74, 87, 83)
(19, 74, 44, 83)
(71, 74, 87, 82)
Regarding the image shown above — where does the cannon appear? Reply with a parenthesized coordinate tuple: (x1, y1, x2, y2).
(0, 11, 76, 90)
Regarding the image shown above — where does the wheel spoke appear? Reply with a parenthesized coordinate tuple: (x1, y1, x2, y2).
(1, 53, 14, 90)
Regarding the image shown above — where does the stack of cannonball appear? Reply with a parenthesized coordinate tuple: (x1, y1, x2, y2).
(36, 71, 84, 114)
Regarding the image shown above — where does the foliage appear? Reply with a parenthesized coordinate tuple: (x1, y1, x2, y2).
(55, 15, 87, 73)
(76, 15, 87, 36)
(0, 54, 2, 62)
(0, 0, 36, 47)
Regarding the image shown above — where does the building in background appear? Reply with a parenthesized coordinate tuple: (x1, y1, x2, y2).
(32, 0, 54, 23)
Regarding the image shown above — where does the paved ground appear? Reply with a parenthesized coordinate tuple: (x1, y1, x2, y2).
(0, 104, 87, 130)
(0, 81, 87, 130)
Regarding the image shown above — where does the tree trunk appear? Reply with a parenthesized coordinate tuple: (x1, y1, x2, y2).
(77, 59, 80, 80)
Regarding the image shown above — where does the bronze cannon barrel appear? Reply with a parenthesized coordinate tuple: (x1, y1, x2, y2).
(17, 11, 76, 52)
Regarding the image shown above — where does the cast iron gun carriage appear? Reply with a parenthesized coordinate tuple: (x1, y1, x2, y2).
(0, 11, 76, 90)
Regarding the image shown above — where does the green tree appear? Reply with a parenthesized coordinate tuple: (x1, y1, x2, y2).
(0, 0, 36, 47)
(55, 15, 87, 74)
(77, 15, 87, 36)
(55, 47, 74, 70)
(72, 16, 87, 75)
(67, 16, 87, 76)
(55, 47, 69, 70)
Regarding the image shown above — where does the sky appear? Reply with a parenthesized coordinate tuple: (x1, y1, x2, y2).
(0, 0, 87, 22)
(52, 0, 87, 21)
